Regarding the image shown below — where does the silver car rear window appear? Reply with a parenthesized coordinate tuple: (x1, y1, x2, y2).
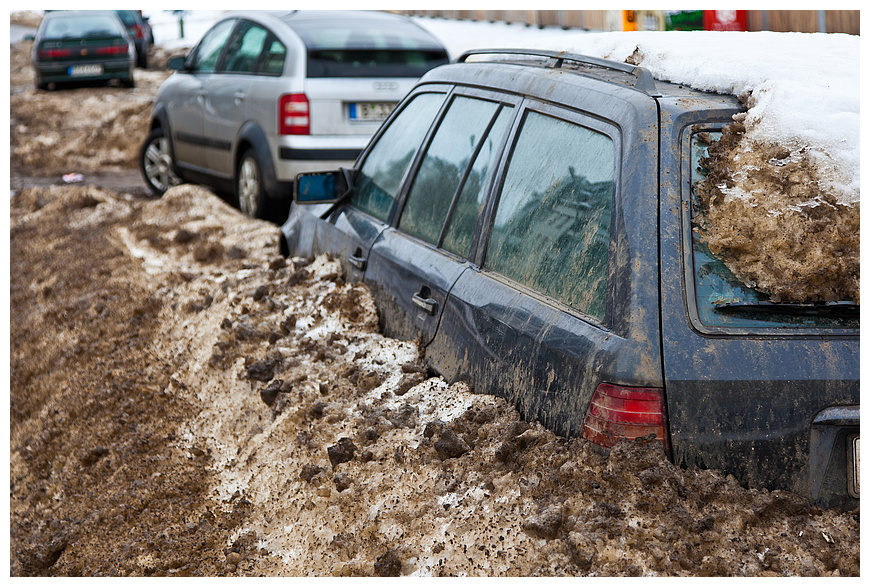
(282, 13, 449, 78)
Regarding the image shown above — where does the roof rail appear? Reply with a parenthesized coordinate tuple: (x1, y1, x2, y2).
(456, 49, 661, 97)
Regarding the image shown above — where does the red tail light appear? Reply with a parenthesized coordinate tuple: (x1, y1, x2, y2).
(582, 383, 670, 453)
(132, 24, 145, 39)
(96, 45, 129, 56)
(279, 93, 310, 135)
(38, 48, 72, 58)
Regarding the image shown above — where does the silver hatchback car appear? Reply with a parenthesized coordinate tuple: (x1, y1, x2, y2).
(139, 10, 449, 220)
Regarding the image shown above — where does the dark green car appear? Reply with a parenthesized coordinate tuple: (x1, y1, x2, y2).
(32, 10, 135, 91)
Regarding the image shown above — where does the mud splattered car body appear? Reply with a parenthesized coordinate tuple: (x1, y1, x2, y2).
(281, 50, 859, 508)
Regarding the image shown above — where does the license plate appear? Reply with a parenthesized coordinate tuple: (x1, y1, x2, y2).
(349, 102, 395, 122)
(848, 434, 859, 498)
(69, 64, 103, 76)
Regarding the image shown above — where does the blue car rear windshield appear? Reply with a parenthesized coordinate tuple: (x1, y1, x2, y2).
(688, 131, 858, 330)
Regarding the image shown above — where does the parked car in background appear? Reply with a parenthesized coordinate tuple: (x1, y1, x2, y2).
(31, 10, 135, 90)
(283, 49, 860, 509)
(140, 10, 450, 221)
(114, 9, 152, 68)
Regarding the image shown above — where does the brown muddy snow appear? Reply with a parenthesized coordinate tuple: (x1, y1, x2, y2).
(9, 35, 172, 177)
(9, 185, 859, 576)
(695, 115, 860, 303)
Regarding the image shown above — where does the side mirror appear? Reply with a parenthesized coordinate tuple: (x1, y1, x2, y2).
(294, 168, 355, 204)
(167, 55, 187, 71)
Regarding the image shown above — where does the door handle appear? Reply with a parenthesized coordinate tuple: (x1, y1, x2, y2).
(349, 254, 366, 271)
(412, 290, 437, 316)
(233, 91, 246, 105)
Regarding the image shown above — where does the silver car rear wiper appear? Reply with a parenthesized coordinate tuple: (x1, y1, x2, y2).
(713, 300, 859, 318)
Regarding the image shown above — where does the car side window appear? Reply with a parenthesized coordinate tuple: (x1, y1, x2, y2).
(221, 21, 270, 74)
(398, 96, 505, 246)
(351, 92, 446, 222)
(485, 110, 615, 321)
(188, 19, 235, 73)
(441, 106, 514, 257)
(259, 38, 287, 75)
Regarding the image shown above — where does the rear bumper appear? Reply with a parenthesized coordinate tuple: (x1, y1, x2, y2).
(35, 58, 134, 83)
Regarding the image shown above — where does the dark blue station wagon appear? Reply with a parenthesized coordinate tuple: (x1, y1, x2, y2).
(281, 49, 859, 508)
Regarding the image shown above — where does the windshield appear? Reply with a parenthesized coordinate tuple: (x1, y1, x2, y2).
(688, 131, 858, 330)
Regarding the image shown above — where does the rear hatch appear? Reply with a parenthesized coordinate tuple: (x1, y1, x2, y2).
(282, 11, 449, 136)
(37, 13, 130, 67)
(661, 128, 860, 508)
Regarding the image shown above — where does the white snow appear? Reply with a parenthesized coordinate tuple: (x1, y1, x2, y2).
(139, 10, 859, 206)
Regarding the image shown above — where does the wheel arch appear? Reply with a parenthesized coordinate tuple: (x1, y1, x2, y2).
(235, 122, 280, 199)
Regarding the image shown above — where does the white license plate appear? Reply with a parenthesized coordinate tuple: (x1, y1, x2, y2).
(848, 434, 859, 498)
(69, 64, 103, 76)
(349, 102, 395, 122)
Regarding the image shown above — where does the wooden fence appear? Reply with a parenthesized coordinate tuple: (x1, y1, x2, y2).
(395, 10, 859, 35)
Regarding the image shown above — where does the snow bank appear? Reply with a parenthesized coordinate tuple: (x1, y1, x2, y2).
(522, 31, 860, 206)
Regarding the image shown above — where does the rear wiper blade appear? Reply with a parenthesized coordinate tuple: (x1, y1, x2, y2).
(714, 300, 859, 318)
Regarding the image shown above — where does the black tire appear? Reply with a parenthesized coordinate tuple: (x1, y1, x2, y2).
(236, 149, 268, 219)
(137, 49, 148, 69)
(140, 127, 181, 196)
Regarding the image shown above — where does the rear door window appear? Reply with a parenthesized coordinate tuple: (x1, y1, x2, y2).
(351, 92, 446, 222)
(259, 39, 287, 75)
(220, 20, 271, 74)
(398, 96, 513, 249)
(442, 107, 514, 257)
(485, 109, 615, 321)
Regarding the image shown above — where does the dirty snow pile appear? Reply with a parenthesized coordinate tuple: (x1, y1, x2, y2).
(10, 183, 860, 576)
(418, 23, 860, 302)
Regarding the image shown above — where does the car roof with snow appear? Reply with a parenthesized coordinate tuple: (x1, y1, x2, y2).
(421, 49, 743, 111)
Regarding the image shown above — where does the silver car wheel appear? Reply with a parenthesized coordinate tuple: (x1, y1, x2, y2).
(143, 135, 180, 193)
(238, 156, 260, 217)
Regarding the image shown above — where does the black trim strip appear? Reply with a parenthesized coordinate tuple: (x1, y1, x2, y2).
(176, 131, 232, 152)
(279, 146, 361, 161)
